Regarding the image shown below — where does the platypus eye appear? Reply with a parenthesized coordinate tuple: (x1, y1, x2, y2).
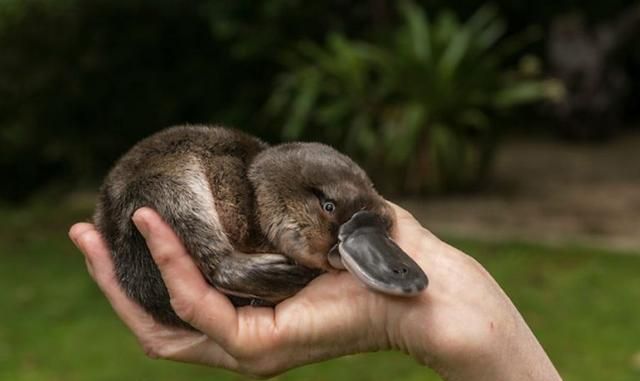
(310, 187, 337, 214)
(323, 201, 336, 213)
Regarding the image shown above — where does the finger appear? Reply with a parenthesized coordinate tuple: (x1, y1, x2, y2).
(140, 327, 240, 371)
(132, 208, 239, 345)
(177, 337, 239, 371)
(70, 225, 162, 328)
(69, 223, 103, 277)
(70, 223, 242, 368)
(69, 223, 96, 248)
(383, 202, 441, 269)
(385, 200, 419, 225)
(69, 223, 98, 277)
(386, 201, 437, 240)
(70, 224, 197, 342)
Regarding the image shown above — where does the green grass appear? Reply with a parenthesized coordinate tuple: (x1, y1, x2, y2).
(1, 199, 639, 381)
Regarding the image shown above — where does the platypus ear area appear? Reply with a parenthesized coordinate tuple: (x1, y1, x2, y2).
(337, 211, 428, 296)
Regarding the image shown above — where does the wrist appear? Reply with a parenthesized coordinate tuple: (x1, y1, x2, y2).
(384, 280, 561, 381)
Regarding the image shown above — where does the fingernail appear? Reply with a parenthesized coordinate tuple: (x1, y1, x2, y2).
(132, 209, 150, 238)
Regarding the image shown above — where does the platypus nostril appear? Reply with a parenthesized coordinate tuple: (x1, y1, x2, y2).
(392, 267, 409, 276)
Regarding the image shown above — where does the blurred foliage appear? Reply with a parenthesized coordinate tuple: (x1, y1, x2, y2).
(0, 0, 637, 200)
(0, 0, 223, 200)
(269, 1, 558, 194)
(0, 0, 374, 201)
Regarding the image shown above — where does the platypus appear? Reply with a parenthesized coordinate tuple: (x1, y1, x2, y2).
(94, 125, 427, 328)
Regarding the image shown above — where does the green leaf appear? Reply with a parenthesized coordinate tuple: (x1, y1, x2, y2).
(438, 27, 470, 79)
(282, 69, 321, 139)
(494, 80, 548, 108)
(400, 0, 432, 61)
(466, 5, 499, 33)
(474, 18, 506, 53)
(457, 108, 490, 130)
(267, 2, 548, 193)
(433, 10, 459, 44)
(384, 103, 426, 164)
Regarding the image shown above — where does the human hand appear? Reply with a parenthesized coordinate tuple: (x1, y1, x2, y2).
(68, 203, 561, 380)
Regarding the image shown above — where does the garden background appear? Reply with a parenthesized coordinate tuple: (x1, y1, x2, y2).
(1, 1, 639, 380)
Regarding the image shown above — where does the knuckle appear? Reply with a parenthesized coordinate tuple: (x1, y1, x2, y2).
(460, 253, 488, 275)
(231, 346, 260, 363)
(266, 328, 286, 350)
(169, 296, 196, 323)
(151, 248, 173, 268)
(236, 347, 279, 369)
(141, 341, 162, 359)
(228, 341, 286, 377)
(140, 335, 183, 361)
(239, 347, 287, 375)
(223, 337, 253, 360)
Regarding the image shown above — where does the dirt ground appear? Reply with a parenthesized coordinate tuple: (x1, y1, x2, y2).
(397, 133, 640, 253)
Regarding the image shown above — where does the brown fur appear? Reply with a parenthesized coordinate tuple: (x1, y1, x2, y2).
(94, 125, 392, 328)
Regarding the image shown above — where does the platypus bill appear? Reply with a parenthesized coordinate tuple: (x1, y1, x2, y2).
(94, 125, 427, 328)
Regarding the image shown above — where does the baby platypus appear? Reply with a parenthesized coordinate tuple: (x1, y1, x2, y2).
(94, 125, 427, 327)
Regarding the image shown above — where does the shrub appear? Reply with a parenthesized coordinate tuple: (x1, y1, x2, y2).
(0, 0, 379, 201)
(268, 1, 559, 194)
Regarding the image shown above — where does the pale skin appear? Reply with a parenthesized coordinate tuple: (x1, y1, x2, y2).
(68, 202, 562, 380)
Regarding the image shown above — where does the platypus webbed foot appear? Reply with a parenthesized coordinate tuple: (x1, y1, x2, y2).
(212, 252, 322, 302)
